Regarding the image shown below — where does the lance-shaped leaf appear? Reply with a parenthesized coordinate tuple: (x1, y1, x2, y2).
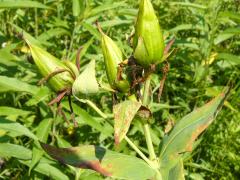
(0, 75, 38, 94)
(0, 0, 49, 9)
(72, 60, 99, 96)
(0, 143, 69, 180)
(113, 100, 142, 145)
(0, 118, 38, 140)
(41, 143, 155, 180)
(159, 88, 229, 179)
(29, 118, 53, 173)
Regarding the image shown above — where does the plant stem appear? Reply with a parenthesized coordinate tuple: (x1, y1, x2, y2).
(142, 75, 158, 163)
(74, 96, 107, 119)
(124, 136, 153, 167)
(155, 170, 163, 180)
(143, 123, 156, 160)
(142, 74, 151, 106)
(67, 22, 77, 60)
(34, 8, 38, 36)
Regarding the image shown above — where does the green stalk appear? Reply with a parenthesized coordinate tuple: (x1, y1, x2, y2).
(34, 8, 38, 36)
(67, 21, 78, 60)
(142, 75, 158, 166)
(73, 96, 107, 119)
(124, 136, 153, 167)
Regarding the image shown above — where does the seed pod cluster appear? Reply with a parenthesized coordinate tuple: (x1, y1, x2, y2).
(26, 37, 101, 97)
(99, 0, 165, 91)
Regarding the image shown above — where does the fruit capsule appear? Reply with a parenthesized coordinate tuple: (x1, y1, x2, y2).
(25, 39, 74, 92)
(100, 30, 129, 92)
(133, 0, 165, 67)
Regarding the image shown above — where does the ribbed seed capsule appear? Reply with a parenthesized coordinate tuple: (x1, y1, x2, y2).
(100, 31, 130, 92)
(133, 0, 164, 67)
(64, 60, 79, 80)
(25, 39, 74, 92)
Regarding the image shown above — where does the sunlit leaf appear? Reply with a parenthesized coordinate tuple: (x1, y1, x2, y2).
(113, 100, 142, 144)
(0, 118, 38, 140)
(159, 88, 229, 179)
(0, 75, 38, 94)
(0, 143, 31, 160)
(0, 0, 49, 9)
(29, 118, 53, 172)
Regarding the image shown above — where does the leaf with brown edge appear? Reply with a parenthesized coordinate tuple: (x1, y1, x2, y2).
(159, 88, 230, 179)
(40, 143, 155, 180)
(113, 100, 142, 145)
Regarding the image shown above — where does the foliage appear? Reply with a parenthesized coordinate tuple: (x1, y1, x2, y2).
(0, 0, 239, 179)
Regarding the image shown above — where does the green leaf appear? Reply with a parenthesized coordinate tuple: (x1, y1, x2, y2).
(29, 118, 53, 172)
(0, 143, 68, 180)
(0, 106, 31, 117)
(62, 102, 113, 136)
(26, 87, 51, 106)
(214, 28, 240, 45)
(217, 53, 240, 67)
(169, 2, 207, 9)
(168, 158, 185, 180)
(87, 2, 126, 17)
(99, 19, 132, 28)
(37, 28, 71, 42)
(169, 24, 203, 32)
(159, 88, 229, 179)
(72, 0, 85, 17)
(214, 33, 234, 45)
(56, 136, 72, 148)
(219, 11, 240, 22)
(41, 143, 156, 180)
(0, 0, 49, 9)
(174, 39, 199, 50)
(82, 22, 101, 40)
(0, 118, 38, 140)
(0, 143, 32, 160)
(0, 48, 21, 66)
(113, 100, 142, 144)
(0, 75, 38, 94)
(36, 118, 53, 142)
(72, 60, 99, 96)
(21, 160, 69, 180)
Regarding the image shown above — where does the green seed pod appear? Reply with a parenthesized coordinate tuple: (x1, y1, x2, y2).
(64, 60, 79, 79)
(25, 39, 74, 92)
(133, 0, 165, 67)
(100, 31, 130, 92)
(72, 60, 99, 96)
